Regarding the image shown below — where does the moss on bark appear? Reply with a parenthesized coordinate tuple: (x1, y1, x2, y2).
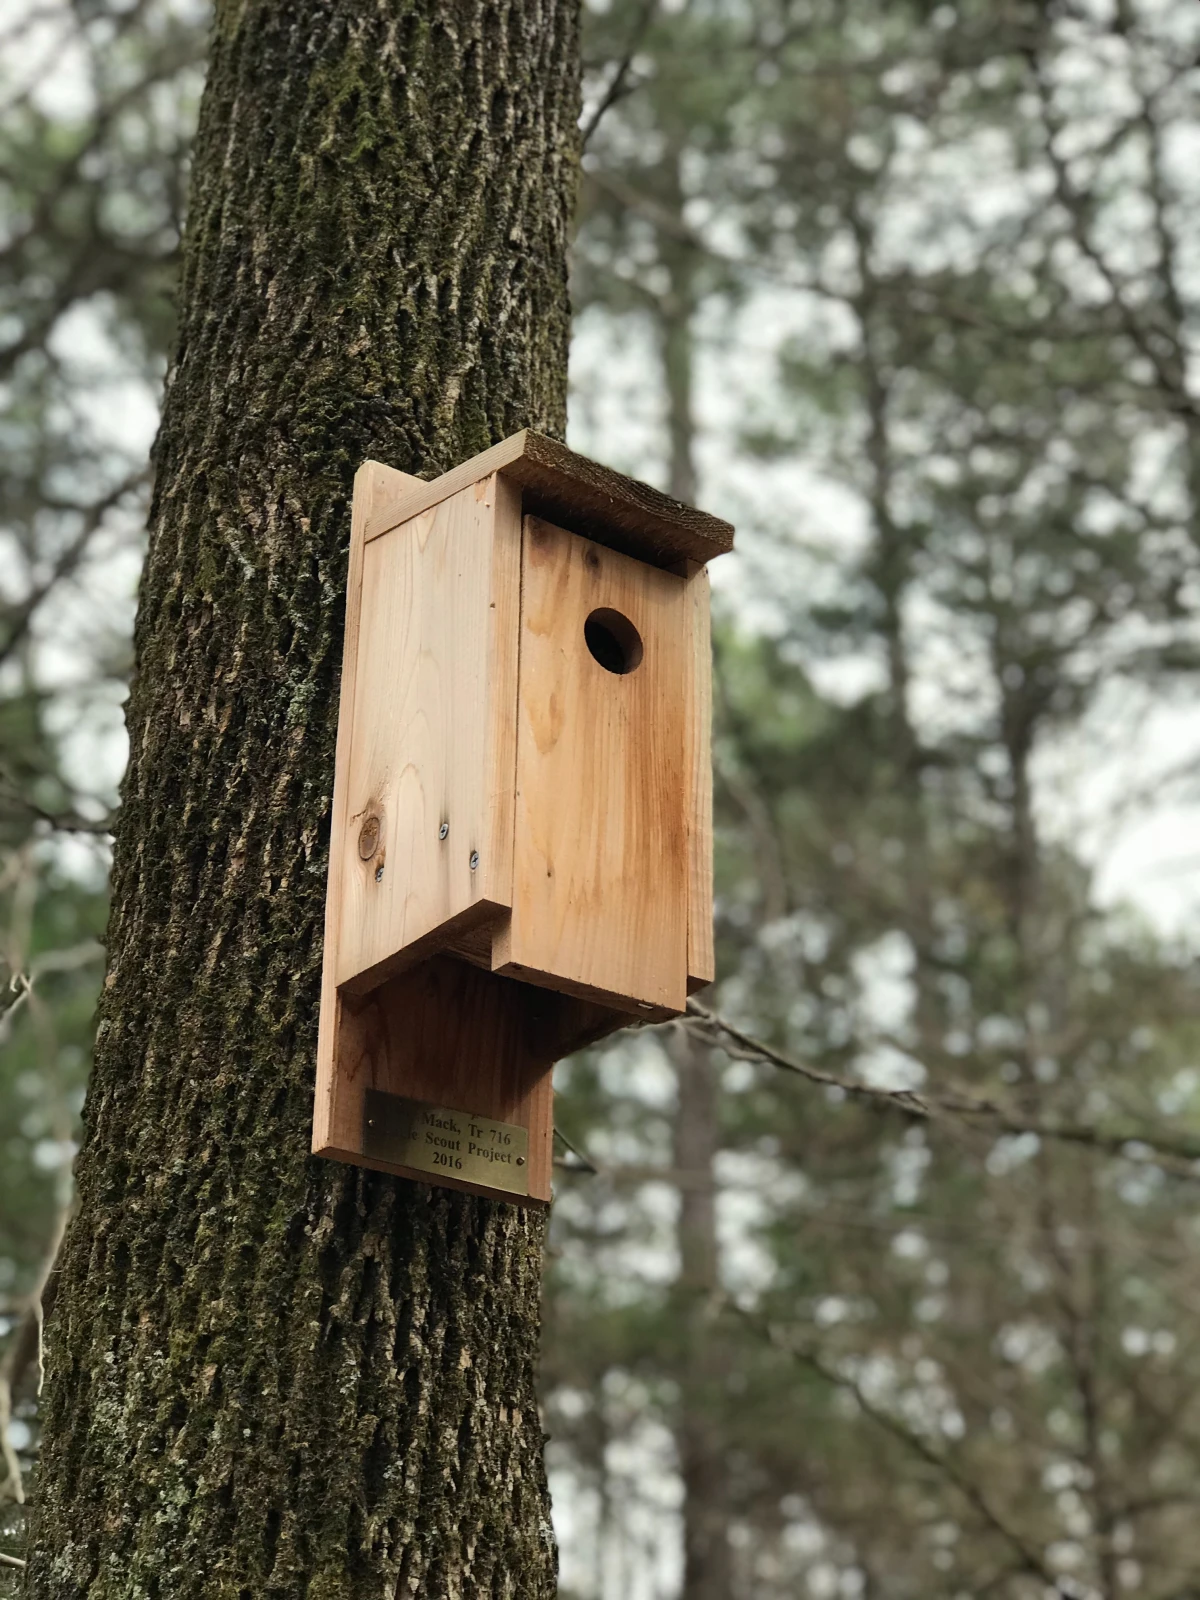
(26, 2, 579, 1594)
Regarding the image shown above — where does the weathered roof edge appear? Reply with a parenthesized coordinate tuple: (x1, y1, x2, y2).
(362, 429, 735, 569)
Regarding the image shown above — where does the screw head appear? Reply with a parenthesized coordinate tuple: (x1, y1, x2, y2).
(439, 821, 449, 840)
(516, 1156, 526, 1167)
(469, 850, 479, 871)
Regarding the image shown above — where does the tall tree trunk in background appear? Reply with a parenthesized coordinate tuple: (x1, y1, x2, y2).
(659, 144, 732, 1599)
(669, 1029, 732, 1600)
(658, 150, 698, 514)
(27, 3, 579, 1594)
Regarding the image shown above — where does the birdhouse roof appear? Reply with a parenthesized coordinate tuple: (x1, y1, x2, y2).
(361, 429, 735, 569)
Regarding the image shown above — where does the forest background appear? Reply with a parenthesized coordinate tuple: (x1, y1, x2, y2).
(3, 1, 1200, 1597)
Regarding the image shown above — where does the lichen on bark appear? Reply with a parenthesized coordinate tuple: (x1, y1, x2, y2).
(25, 2, 579, 1595)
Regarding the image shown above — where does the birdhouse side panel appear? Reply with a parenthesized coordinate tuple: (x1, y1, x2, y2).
(685, 562, 715, 991)
(494, 515, 690, 1014)
(334, 475, 521, 994)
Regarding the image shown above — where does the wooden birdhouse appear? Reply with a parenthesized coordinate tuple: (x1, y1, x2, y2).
(313, 431, 734, 1202)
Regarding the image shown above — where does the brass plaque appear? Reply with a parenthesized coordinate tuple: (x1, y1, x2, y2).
(362, 1090, 529, 1196)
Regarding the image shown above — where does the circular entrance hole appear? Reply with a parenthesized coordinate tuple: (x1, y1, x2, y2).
(585, 608, 644, 675)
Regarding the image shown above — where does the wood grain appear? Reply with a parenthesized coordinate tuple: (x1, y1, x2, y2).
(334, 475, 521, 995)
(315, 956, 626, 1203)
(317, 455, 728, 1186)
(685, 561, 716, 990)
(313, 461, 382, 1155)
(493, 515, 690, 1014)
(361, 430, 735, 570)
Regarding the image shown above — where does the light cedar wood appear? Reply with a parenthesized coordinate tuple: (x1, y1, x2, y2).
(361, 430, 735, 571)
(334, 474, 521, 995)
(316, 957, 623, 1204)
(492, 515, 689, 1014)
(316, 449, 732, 1198)
(684, 562, 716, 991)
(314, 461, 400, 1154)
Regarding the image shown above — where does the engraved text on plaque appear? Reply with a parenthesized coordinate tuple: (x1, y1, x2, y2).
(362, 1089, 530, 1197)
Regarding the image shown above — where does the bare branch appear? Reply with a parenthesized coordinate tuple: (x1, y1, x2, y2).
(685, 1001, 1200, 1175)
(553, 1124, 601, 1175)
(0, 776, 117, 836)
(1026, 47, 1197, 420)
(0, 467, 149, 671)
(580, 0, 658, 151)
(730, 1302, 1071, 1593)
(0, 1377, 22, 1505)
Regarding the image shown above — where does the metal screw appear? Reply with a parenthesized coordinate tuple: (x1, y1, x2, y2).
(439, 821, 449, 840)
(469, 850, 479, 871)
(516, 1156, 526, 1167)
(374, 864, 384, 882)
(367, 1118, 375, 1127)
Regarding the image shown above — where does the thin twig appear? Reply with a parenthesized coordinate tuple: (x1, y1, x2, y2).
(554, 1124, 601, 1175)
(0, 466, 149, 671)
(685, 1001, 1200, 1175)
(0, 777, 116, 835)
(584, 167, 1102, 348)
(0, 1227, 65, 1380)
(0, 1377, 22, 1505)
(580, 0, 657, 150)
(0, 973, 31, 1047)
(0, 942, 103, 1050)
(1027, 47, 1197, 421)
(730, 1301, 1071, 1594)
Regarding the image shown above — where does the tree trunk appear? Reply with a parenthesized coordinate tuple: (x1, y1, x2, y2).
(655, 146, 732, 1600)
(669, 1028, 732, 1600)
(26, 2, 579, 1595)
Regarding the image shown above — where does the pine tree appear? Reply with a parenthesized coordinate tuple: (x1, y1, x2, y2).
(551, 1, 1200, 1595)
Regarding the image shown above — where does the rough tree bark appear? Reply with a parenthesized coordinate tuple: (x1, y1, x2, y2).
(26, 2, 579, 1595)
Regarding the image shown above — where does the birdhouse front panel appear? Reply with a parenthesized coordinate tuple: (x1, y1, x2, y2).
(683, 563, 715, 993)
(491, 515, 690, 1015)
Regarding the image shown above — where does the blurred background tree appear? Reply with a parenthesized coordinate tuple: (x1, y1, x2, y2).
(4, 1, 1200, 1597)
(0, 0, 204, 1576)
(552, 3, 1200, 1598)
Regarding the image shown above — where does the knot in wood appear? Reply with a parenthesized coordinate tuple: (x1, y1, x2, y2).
(358, 814, 381, 861)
